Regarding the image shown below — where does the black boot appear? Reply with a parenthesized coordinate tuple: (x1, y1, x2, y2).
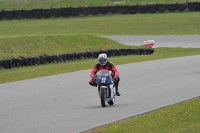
(116, 87, 121, 96)
(114, 80, 121, 96)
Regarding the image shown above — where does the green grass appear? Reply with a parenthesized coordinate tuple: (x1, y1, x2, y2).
(0, 0, 198, 10)
(84, 97, 200, 133)
(0, 12, 200, 37)
(0, 2, 199, 132)
(0, 35, 134, 58)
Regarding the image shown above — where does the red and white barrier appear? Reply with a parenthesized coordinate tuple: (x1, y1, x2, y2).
(144, 40, 155, 48)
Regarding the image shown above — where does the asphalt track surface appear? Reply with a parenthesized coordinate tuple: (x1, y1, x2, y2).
(0, 36, 200, 133)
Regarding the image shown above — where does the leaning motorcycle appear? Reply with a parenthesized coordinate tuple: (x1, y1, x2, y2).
(95, 69, 116, 107)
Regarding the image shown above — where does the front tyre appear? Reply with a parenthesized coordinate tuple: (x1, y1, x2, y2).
(100, 87, 106, 107)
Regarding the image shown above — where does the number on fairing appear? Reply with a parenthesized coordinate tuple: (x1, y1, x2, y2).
(101, 77, 106, 83)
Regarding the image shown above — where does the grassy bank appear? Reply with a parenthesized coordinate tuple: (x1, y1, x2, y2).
(0, 0, 198, 10)
(85, 97, 200, 133)
(0, 35, 135, 58)
(0, 12, 200, 36)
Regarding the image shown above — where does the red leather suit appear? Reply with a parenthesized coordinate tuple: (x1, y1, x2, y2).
(89, 61, 120, 86)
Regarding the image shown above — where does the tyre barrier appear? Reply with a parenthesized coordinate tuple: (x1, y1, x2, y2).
(147, 4, 158, 13)
(89, 6, 99, 15)
(0, 60, 2, 69)
(188, 2, 199, 12)
(81, 7, 90, 16)
(167, 3, 178, 12)
(23, 10, 33, 19)
(4, 11, 14, 20)
(51, 8, 61, 18)
(157, 4, 167, 13)
(0, 2, 199, 20)
(0, 48, 154, 70)
(99, 6, 109, 14)
(42, 9, 52, 18)
(127, 5, 138, 14)
(137, 5, 148, 14)
(177, 3, 187, 12)
(198, 2, 200, 11)
(14, 10, 23, 19)
(71, 7, 80, 16)
(118, 6, 128, 14)
(32, 9, 42, 19)
(60, 8, 71, 17)
(0, 11, 4, 20)
(108, 6, 118, 14)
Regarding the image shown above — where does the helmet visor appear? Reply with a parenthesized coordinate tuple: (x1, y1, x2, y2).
(99, 58, 107, 65)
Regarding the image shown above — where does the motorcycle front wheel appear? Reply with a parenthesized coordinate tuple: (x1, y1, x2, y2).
(100, 87, 107, 107)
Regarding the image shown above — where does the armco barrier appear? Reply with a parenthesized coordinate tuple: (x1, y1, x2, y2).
(167, 3, 178, 12)
(0, 48, 154, 70)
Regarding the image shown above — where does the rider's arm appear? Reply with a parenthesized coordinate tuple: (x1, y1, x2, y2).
(90, 65, 99, 78)
(111, 65, 119, 77)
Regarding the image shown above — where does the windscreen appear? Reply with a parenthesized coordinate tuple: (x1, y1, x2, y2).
(96, 69, 110, 77)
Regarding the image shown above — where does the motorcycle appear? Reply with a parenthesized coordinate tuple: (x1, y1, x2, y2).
(95, 69, 116, 107)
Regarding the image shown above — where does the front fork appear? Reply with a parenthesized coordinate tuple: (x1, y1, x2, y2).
(98, 86, 108, 98)
(98, 84, 116, 98)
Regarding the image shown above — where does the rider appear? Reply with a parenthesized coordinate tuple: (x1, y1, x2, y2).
(89, 53, 121, 96)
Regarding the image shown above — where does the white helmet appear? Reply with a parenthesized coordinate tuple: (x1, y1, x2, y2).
(98, 53, 107, 65)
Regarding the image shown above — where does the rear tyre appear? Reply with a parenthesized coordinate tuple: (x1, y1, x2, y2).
(100, 87, 106, 107)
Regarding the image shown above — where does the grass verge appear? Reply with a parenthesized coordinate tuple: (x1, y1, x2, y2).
(0, 12, 200, 36)
(84, 97, 200, 133)
(0, 0, 198, 10)
(0, 47, 200, 84)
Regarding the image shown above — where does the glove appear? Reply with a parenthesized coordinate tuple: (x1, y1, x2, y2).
(113, 76, 118, 82)
(91, 75, 96, 81)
